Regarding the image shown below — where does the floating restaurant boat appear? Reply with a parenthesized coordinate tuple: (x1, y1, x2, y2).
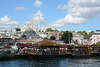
(90, 42, 100, 56)
(15, 43, 34, 58)
(66, 44, 90, 57)
(0, 45, 17, 59)
(26, 40, 66, 58)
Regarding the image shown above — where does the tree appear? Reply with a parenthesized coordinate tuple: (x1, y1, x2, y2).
(46, 28, 53, 32)
(38, 30, 41, 32)
(78, 31, 94, 39)
(50, 36, 56, 40)
(45, 28, 59, 32)
(61, 30, 72, 43)
(22, 35, 26, 38)
(43, 37, 48, 40)
(78, 31, 83, 35)
(15, 28, 21, 31)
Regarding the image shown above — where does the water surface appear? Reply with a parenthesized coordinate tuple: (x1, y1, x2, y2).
(0, 58, 100, 67)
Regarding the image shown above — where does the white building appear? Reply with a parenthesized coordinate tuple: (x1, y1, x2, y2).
(90, 30, 100, 44)
(71, 31, 84, 44)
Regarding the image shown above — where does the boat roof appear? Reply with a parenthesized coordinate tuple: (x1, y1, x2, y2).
(35, 40, 58, 47)
(58, 44, 68, 47)
(18, 43, 35, 47)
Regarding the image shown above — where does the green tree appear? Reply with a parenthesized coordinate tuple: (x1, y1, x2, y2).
(43, 37, 48, 40)
(38, 30, 41, 32)
(61, 30, 72, 43)
(22, 35, 26, 38)
(42, 30, 44, 32)
(46, 28, 53, 32)
(54, 29, 59, 32)
(78, 31, 94, 39)
(78, 31, 83, 35)
(50, 36, 56, 40)
(46, 28, 59, 32)
(15, 28, 21, 31)
(89, 31, 94, 36)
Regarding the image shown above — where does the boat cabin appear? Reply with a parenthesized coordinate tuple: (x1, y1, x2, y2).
(27, 40, 66, 56)
(90, 42, 100, 55)
(66, 45, 90, 57)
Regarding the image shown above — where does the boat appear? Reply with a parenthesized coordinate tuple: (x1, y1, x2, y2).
(0, 44, 18, 59)
(90, 42, 100, 56)
(26, 40, 66, 59)
(15, 43, 34, 58)
(66, 44, 90, 58)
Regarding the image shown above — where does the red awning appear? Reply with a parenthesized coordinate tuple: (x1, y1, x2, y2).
(18, 43, 35, 47)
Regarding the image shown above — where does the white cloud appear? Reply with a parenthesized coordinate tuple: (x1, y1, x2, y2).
(57, 4, 67, 9)
(32, 10, 45, 24)
(51, 0, 100, 27)
(56, 5, 62, 9)
(34, 0, 42, 7)
(14, 7, 27, 11)
(0, 15, 20, 29)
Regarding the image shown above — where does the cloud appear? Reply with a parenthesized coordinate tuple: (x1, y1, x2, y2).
(14, 7, 27, 11)
(56, 5, 62, 9)
(31, 10, 45, 24)
(57, 4, 67, 9)
(34, 0, 42, 7)
(0, 15, 20, 29)
(52, 0, 100, 27)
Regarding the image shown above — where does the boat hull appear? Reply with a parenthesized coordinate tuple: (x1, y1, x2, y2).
(28, 54, 66, 59)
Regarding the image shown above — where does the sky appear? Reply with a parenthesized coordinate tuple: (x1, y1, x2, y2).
(0, 0, 100, 31)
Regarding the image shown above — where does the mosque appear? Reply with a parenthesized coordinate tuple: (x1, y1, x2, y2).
(20, 18, 47, 39)
(21, 19, 39, 32)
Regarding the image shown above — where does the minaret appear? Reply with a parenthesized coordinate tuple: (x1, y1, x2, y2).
(31, 17, 37, 31)
(38, 15, 41, 32)
(31, 18, 35, 27)
(31, 18, 34, 25)
(44, 23, 45, 32)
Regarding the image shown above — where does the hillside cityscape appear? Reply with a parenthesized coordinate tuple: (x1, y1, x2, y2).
(0, 20, 99, 46)
(0, 0, 100, 67)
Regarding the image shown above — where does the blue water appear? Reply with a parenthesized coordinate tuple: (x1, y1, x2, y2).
(0, 58, 100, 67)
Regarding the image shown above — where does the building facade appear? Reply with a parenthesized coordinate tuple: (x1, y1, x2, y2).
(0, 38, 15, 45)
(90, 30, 100, 44)
(71, 31, 84, 44)
(46, 31, 60, 40)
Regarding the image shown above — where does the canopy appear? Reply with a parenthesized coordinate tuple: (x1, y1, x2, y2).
(58, 44, 68, 47)
(35, 40, 58, 46)
(18, 43, 35, 47)
(73, 44, 88, 47)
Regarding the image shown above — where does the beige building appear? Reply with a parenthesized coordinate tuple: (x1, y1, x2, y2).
(90, 30, 100, 44)
(46, 31, 60, 40)
(71, 31, 84, 44)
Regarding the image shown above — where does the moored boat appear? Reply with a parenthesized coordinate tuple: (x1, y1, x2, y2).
(66, 44, 90, 58)
(26, 40, 66, 59)
(0, 44, 18, 59)
(90, 42, 100, 56)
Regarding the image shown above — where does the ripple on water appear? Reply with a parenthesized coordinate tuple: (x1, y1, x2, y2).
(0, 58, 100, 67)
